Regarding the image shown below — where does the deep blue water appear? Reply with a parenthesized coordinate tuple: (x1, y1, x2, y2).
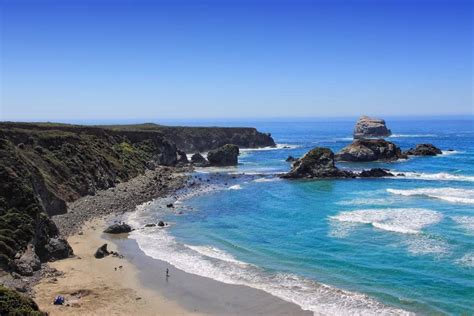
(129, 117, 474, 315)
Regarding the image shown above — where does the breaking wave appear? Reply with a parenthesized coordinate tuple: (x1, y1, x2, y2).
(330, 208, 442, 234)
(387, 188, 474, 204)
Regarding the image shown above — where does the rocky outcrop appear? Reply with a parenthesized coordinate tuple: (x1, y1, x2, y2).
(190, 153, 209, 167)
(281, 147, 355, 179)
(0, 285, 46, 315)
(358, 168, 394, 178)
(207, 144, 240, 166)
(335, 139, 406, 162)
(94, 244, 110, 259)
(353, 116, 392, 139)
(103, 223, 132, 234)
(12, 244, 41, 276)
(38, 237, 73, 262)
(286, 155, 298, 162)
(404, 144, 442, 156)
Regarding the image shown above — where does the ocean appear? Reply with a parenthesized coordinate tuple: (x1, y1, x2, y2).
(127, 117, 473, 315)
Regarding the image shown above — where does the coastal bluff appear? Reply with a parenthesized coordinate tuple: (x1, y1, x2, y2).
(0, 122, 274, 285)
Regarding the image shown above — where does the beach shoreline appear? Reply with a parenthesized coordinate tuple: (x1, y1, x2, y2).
(32, 168, 311, 315)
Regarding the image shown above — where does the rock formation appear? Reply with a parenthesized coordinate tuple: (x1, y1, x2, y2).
(358, 168, 394, 178)
(335, 139, 406, 162)
(281, 147, 355, 179)
(190, 152, 209, 167)
(207, 144, 240, 166)
(404, 144, 442, 156)
(94, 244, 110, 259)
(103, 223, 132, 234)
(353, 116, 392, 139)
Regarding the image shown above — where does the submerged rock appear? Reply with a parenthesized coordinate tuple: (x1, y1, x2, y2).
(207, 144, 239, 166)
(286, 155, 298, 162)
(94, 244, 110, 259)
(335, 139, 406, 162)
(358, 168, 394, 178)
(190, 152, 209, 167)
(403, 144, 442, 156)
(103, 223, 132, 234)
(281, 147, 355, 179)
(353, 116, 392, 139)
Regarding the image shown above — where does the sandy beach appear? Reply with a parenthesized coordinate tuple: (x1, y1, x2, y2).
(33, 217, 198, 315)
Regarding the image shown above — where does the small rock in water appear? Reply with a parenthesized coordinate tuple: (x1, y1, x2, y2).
(158, 221, 165, 227)
(166, 203, 174, 208)
(145, 223, 156, 227)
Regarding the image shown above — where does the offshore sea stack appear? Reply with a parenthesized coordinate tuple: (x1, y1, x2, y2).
(282, 147, 355, 179)
(335, 139, 406, 162)
(353, 116, 392, 139)
(207, 144, 240, 166)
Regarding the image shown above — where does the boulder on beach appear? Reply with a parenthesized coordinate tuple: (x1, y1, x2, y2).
(403, 144, 442, 156)
(190, 152, 209, 167)
(103, 223, 132, 234)
(281, 147, 355, 179)
(358, 168, 394, 178)
(335, 139, 406, 162)
(353, 116, 392, 139)
(207, 144, 239, 166)
(13, 244, 41, 276)
(94, 244, 110, 259)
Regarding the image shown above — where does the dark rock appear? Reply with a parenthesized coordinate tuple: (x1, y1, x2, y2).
(207, 144, 240, 166)
(403, 144, 442, 156)
(335, 139, 406, 162)
(282, 147, 355, 179)
(13, 245, 41, 276)
(176, 149, 189, 165)
(145, 223, 156, 227)
(103, 223, 132, 234)
(166, 203, 174, 208)
(353, 116, 392, 139)
(286, 155, 297, 162)
(358, 168, 394, 178)
(42, 238, 74, 261)
(94, 244, 110, 259)
(158, 221, 165, 227)
(190, 153, 209, 167)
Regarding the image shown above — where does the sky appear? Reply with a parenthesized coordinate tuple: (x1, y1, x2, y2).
(0, 0, 472, 122)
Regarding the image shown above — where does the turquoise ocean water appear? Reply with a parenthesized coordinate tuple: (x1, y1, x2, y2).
(128, 118, 473, 315)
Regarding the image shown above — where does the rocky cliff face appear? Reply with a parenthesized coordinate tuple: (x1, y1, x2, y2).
(0, 122, 274, 275)
(335, 139, 406, 162)
(115, 124, 276, 152)
(353, 116, 392, 139)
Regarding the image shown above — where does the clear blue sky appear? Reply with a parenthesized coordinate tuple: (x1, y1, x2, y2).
(1, 0, 472, 121)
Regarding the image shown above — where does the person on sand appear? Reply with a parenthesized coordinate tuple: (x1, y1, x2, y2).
(166, 268, 170, 279)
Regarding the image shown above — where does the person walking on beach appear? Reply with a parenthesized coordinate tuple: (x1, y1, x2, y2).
(166, 268, 170, 280)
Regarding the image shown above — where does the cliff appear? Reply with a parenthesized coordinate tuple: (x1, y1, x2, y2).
(0, 122, 275, 276)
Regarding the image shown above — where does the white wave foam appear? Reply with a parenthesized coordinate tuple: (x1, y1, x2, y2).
(396, 172, 474, 182)
(128, 211, 410, 315)
(404, 235, 450, 256)
(228, 184, 242, 190)
(336, 198, 394, 206)
(240, 143, 300, 153)
(456, 252, 474, 268)
(252, 177, 280, 183)
(387, 188, 474, 204)
(451, 216, 474, 234)
(330, 208, 442, 234)
(389, 134, 437, 138)
(441, 150, 463, 156)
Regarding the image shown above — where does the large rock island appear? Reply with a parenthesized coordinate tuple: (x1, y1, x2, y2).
(335, 139, 406, 162)
(353, 116, 392, 139)
(281, 147, 355, 179)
